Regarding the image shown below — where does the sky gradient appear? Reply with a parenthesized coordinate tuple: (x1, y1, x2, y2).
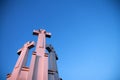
(0, 0, 120, 80)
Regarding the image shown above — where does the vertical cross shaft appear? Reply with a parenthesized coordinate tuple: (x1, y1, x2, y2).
(31, 29, 51, 80)
(46, 44, 61, 80)
(9, 41, 34, 80)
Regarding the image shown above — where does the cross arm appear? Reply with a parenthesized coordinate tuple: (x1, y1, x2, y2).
(17, 41, 35, 55)
(33, 29, 51, 38)
(46, 44, 58, 60)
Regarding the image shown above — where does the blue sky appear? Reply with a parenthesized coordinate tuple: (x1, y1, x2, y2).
(0, 0, 120, 80)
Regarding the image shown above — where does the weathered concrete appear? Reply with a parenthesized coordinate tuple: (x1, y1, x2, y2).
(7, 29, 62, 80)
(7, 41, 35, 80)
(31, 29, 51, 80)
(46, 44, 62, 80)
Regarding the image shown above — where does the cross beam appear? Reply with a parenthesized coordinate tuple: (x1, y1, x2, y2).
(46, 44, 58, 60)
(33, 29, 51, 38)
(17, 41, 35, 55)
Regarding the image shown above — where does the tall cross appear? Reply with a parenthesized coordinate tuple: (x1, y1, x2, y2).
(46, 44, 60, 80)
(28, 29, 51, 80)
(9, 41, 35, 80)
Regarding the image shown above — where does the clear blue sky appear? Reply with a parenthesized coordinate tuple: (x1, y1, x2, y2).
(0, 0, 120, 80)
